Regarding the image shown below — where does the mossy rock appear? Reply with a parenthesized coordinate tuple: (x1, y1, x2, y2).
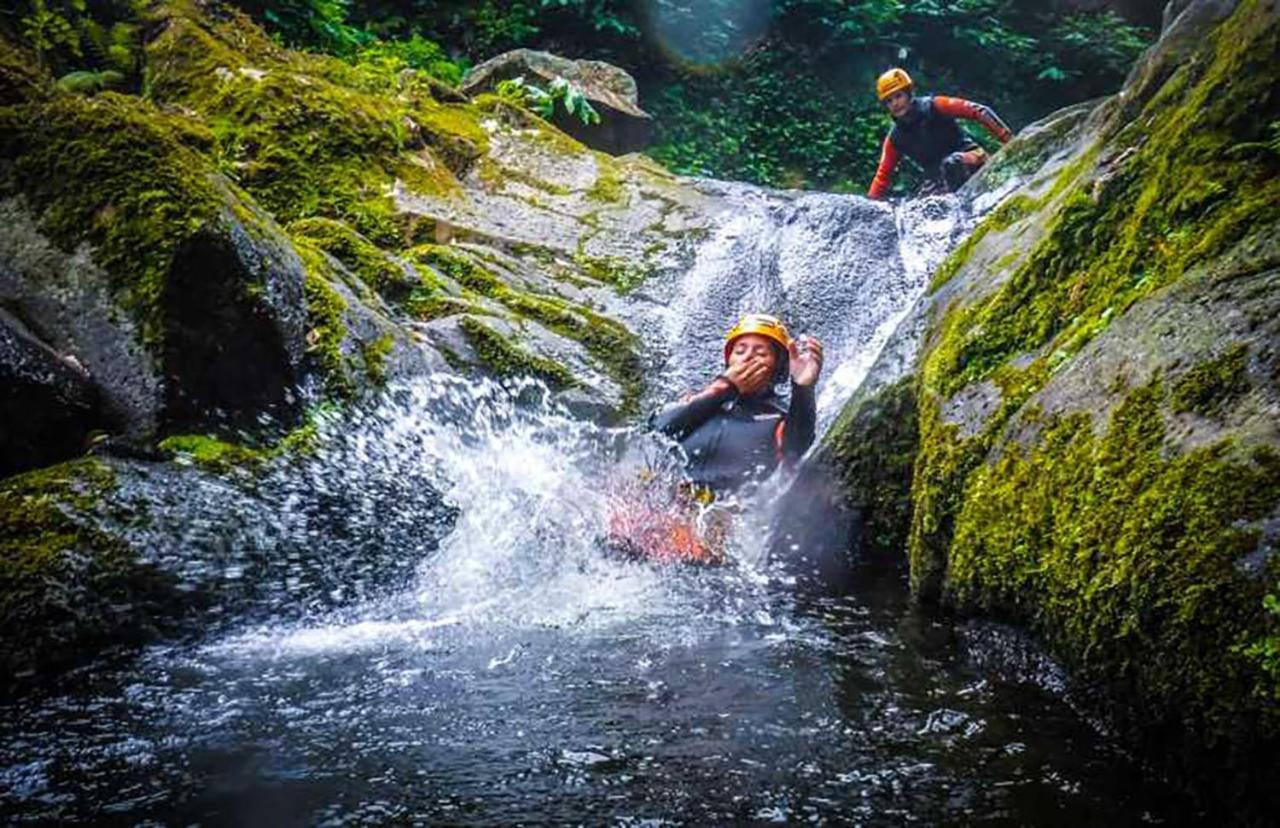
(457, 315, 577, 389)
(823, 376, 920, 560)
(288, 217, 418, 299)
(885, 0, 1280, 810)
(0, 90, 310, 437)
(947, 379, 1280, 785)
(144, 9, 476, 246)
(0, 459, 179, 684)
(0, 34, 46, 105)
(0, 93, 224, 345)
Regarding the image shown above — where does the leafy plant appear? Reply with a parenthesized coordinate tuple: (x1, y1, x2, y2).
(231, 0, 371, 55)
(496, 75, 601, 125)
(54, 68, 126, 94)
(350, 34, 464, 86)
(1237, 586, 1280, 701)
(19, 0, 82, 68)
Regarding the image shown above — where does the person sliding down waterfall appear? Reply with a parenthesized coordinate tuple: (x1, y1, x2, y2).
(607, 314, 824, 565)
(867, 68, 1013, 200)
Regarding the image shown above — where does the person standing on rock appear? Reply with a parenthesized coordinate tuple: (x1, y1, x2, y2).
(867, 68, 1013, 199)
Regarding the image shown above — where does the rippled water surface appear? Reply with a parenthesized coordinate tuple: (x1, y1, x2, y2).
(0, 191, 1189, 824)
(1, 380, 1182, 825)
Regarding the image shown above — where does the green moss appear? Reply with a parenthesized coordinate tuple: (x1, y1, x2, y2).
(0, 460, 118, 601)
(288, 217, 411, 296)
(1171, 343, 1251, 415)
(158, 434, 267, 473)
(411, 244, 644, 409)
(478, 160, 572, 196)
(143, 12, 475, 247)
(411, 243, 502, 293)
(498, 289, 645, 414)
(825, 376, 920, 557)
(929, 194, 1040, 291)
(925, 0, 1280, 403)
(0, 458, 152, 675)
(361, 333, 395, 385)
(0, 92, 225, 346)
(573, 249, 650, 293)
(458, 316, 577, 389)
(586, 156, 626, 204)
(295, 240, 355, 400)
(403, 291, 476, 321)
(947, 378, 1280, 748)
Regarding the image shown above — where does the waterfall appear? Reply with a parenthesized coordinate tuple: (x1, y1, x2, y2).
(3, 191, 1175, 825)
(636, 183, 964, 432)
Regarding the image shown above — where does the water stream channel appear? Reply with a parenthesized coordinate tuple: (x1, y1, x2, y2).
(0, 188, 1192, 824)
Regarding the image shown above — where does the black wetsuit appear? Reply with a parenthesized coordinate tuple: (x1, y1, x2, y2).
(650, 383, 817, 493)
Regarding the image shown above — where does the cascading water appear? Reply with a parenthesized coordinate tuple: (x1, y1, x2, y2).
(0, 189, 1184, 824)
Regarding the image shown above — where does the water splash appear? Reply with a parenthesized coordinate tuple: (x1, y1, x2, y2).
(637, 183, 963, 432)
(0, 190, 1177, 825)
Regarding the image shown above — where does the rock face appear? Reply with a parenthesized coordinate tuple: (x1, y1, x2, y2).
(461, 48, 654, 154)
(822, 0, 1280, 812)
(0, 2, 720, 682)
(0, 309, 101, 476)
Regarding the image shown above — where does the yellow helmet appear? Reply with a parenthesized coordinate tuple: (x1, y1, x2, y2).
(876, 67, 914, 100)
(724, 313, 792, 363)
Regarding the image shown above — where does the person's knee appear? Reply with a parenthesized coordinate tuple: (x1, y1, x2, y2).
(942, 150, 987, 190)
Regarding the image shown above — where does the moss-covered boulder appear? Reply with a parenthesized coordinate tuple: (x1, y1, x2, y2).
(822, 0, 1280, 810)
(0, 88, 311, 453)
(0, 459, 182, 686)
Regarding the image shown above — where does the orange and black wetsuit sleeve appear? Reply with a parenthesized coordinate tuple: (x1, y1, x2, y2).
(867, 135, 899, 200)
(933, 96, 1013, 143)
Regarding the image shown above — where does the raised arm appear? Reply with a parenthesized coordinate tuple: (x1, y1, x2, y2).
(933, 96, 1013, 143)
(650, 381, 736, 440)
(778, 382, 816, 461)
(867, 135, 900, 200)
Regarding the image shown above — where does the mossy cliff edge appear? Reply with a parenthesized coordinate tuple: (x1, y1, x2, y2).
(824, 0, 1280, 809)
(0, 1, 720, 684)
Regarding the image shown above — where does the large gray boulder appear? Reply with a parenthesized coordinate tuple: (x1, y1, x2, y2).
(461, 48, 653, 154)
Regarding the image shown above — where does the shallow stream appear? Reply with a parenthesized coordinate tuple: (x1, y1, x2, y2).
(0, 191, 1192, 824)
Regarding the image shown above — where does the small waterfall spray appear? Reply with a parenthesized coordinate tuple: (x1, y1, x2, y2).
(4, 191, 1173, 826)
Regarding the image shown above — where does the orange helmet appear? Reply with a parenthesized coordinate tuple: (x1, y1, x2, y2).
(876, 67, 914, 100)
(724, 313, 791, 363)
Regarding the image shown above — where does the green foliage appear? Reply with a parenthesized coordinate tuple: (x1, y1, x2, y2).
(230, 0, 370, 55)
(54, 68, 125, 94)
(1237, 587, 1280, 701)
(20, 0, 81, 67)
(496, 75, 602, 125)
(1170, 344, 1251, 416)
(15, 0, 143, 85)
(350, 34, 463, 86)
